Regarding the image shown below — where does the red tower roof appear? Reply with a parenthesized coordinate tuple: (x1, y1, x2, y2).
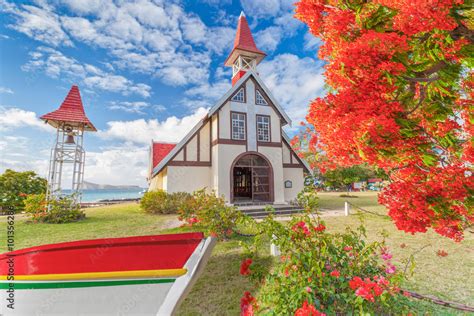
(224, 12, 266, 67)
(40, 85, 96, 131)
(152, 142, 176, 170)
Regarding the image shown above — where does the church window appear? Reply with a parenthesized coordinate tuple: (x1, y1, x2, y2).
(257, 115, 270, 142)
(255, 89, 268, 105)
(232, 112, 246, 140)
(231, 88, 245, 103)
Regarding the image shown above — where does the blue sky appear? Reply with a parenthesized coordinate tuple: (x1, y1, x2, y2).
(0, 0, 325, 186)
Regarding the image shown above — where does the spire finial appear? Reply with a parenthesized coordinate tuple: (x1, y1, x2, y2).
(239, 11, 246, 19)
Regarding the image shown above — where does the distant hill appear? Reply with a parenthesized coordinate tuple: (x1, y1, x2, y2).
(82, 181, 143, 190)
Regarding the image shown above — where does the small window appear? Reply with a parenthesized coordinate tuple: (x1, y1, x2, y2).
(257, 115, 270, 142)
(231, 88, 245, 103)
(255, 90, 268, 105)
(232, 112, 246, 140)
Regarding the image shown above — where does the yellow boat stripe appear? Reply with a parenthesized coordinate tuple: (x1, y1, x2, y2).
(0, 268, 187, 281)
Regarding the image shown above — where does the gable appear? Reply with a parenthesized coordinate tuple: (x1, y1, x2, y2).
(208, 70, 291, 126)
(151, 72, 301, 178)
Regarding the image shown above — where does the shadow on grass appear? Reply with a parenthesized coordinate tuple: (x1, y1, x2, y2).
(176, 246, 271, 316)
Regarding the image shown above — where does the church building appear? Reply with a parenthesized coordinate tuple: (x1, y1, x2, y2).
(148, 12, 310, 204)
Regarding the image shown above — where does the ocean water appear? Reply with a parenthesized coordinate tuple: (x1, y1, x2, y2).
(63, 188, 145, 202)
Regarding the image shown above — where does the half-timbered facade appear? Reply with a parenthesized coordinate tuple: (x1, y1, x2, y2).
(148, 12, 310, 204)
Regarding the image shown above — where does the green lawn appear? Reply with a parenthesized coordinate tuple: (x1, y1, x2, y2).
(1, 193, 473, 315)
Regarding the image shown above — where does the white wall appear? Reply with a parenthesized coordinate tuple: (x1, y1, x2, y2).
(283, 167, 304, 202)
(199, 121, 211, 162)
(166, 166, 211, 194)
(187, 135, 198, 161)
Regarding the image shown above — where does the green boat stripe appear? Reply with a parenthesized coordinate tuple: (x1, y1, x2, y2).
(0, 278, 175, 290)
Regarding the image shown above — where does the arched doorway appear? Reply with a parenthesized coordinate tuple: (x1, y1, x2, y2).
(231, 153, 274, 203)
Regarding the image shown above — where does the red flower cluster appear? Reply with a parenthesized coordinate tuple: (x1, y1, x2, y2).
(240, 291, 256, 316)
(292, 221, 311, 236)
(295, 0, 473, 240)
(313, 223, 326, 232)
(330, 270, 340, 278)
(294, 300, 326, 316)
(349, 276, 388, 302)
(240, 258, 253, 276)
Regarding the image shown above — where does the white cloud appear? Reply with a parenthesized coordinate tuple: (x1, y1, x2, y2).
(0, 86, 13, 94)
(98, 107, 208, 144)
(255, 26, 282, 52)
(0, 107, 50, 131)
(304, 32, 323, 51)
(240, 0, 288, 19)
(22, 47, 151, 97)
(259, 54, 326, 127)
(1, 1, 72, 46)
(108, 101, 165, 114)
(2, 0, 237, 88)
(85, 145, 149, 186)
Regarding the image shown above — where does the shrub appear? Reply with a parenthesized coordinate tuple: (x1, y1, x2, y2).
(240, 191, 412, 315)
(25, 194, 85, 224)
(0, 169, 47, 213)
(177, 189, 248, 240)
(140, 190, 193, 214)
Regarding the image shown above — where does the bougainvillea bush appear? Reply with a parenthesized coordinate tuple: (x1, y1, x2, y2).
(177, 189, 249, 240)
(237, 192, 412, 315)
(240, 214, 411, 315)
(293, 0, 473, 240)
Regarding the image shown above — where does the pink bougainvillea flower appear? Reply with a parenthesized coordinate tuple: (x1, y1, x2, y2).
(306, 286, 312, 293)
(385, 264, 396, 274)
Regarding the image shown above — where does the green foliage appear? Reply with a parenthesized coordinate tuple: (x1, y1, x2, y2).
(140, 190, 193, 214)
(25, 194, 85, 224)
(322, 164, 384, 190)
(177, 189, 249, 240)
(0, 169, 47, 212)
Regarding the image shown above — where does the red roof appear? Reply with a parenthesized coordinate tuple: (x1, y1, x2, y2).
(40, 85, 96, 131)
(225, 12, 266, 66)
(152, 142, 176, 169)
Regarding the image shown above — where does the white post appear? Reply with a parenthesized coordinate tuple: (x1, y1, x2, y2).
(344, 201, 350, 216)
(270, 243, 280, 257)
(270, 234, 280, 256)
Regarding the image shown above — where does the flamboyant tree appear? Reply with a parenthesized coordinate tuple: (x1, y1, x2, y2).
(295, 0, 473, 241)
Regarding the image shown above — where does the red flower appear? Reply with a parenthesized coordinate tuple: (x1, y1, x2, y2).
(240, 291, 256, 316)
(18, 193, 28, 197)
(294, 300, 326, 316)
(330, 270, 340, 277)
(349, 276, 389, 301)
(437, 249, 448, 257)
(240, 258, 253, 276)
(292, 221, 311, 236)
(343, 246, 352, 251)
(313, 224, 326, 232)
